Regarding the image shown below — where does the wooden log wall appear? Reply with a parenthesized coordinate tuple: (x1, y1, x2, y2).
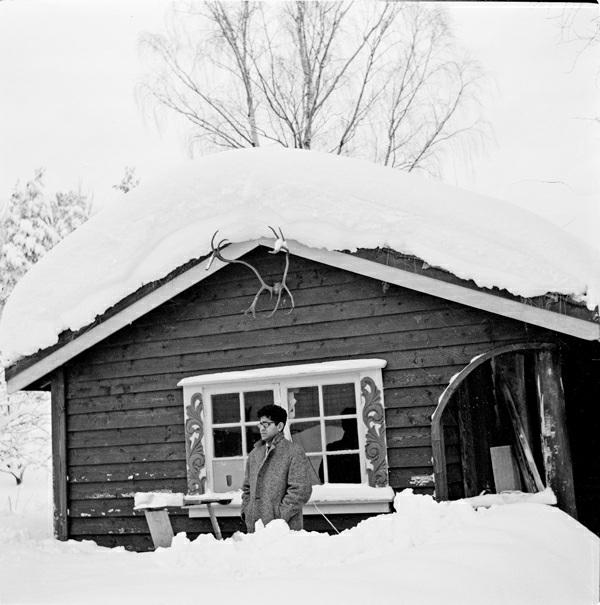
(62, 249, 550, 550)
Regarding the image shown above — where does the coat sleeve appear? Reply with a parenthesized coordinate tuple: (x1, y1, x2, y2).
(279, 446, 312, 522)
(241, 458, 251, 518)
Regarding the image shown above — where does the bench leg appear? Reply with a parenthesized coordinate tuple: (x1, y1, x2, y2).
(144, 510, 174, 548)
(206, 503, 223, 540)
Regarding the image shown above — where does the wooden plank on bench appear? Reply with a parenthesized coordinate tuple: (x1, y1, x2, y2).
(135, 492, 234, 547)
(144, 510, 174, 548)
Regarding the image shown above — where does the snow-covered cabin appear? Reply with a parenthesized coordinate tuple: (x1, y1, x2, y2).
(2, 149, 599, 551)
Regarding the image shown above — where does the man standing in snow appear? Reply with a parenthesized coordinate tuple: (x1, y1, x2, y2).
(241, 404, 312, 532)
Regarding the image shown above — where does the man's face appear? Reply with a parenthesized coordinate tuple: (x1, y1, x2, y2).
(258, 416, 282, 442)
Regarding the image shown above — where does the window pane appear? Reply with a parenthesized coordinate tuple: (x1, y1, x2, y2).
(213, 427, 242, 457)
(290, 420, 322, 453)
(244, 390, 274, 422)
(245, 425, 261, 453)
(326, 453, 362, 484)
(323, 383, 356, 416)
(212, 459, 245, 492)
(212, 393, 240, 424)
(288, 386, 319, 419)
(325, 418, 359, 451)
(307, 455, 324, 485)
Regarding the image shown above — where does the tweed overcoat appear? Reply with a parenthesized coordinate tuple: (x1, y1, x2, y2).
(241, 432, 312, 533)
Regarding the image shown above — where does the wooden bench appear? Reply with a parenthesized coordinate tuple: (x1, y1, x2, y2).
(134, 492, 233, 548)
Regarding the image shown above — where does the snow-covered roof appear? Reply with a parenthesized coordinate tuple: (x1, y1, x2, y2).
(1, 148, 599, 366)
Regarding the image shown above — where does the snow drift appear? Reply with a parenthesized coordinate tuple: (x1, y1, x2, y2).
(0, 472, 597, 605)
(1, 148, 599, 364)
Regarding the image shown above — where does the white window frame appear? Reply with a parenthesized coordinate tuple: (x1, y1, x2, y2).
(203, 382, 280, 492)
(283, 373, 367, 486)
(179, 359, 393, 517)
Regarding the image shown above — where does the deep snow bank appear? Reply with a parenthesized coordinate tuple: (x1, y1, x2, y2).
(0, 475, 598, 605)
(1, 148, 599, 364)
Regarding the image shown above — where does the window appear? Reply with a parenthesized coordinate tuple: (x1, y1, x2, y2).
(288, 382, 363, 485)
(179, 360, 392, 515)
(209, 388, 274, 492)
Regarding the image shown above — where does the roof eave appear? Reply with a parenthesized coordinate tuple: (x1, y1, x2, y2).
(6, 238, 599, 394)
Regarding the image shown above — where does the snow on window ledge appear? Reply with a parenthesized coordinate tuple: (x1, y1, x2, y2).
(185, 484, 395, 518)
(134, 486, 394, 517)
(310, 484, 394, 503)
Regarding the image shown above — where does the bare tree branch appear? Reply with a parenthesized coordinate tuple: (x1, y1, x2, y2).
(139, 1, 488, 173)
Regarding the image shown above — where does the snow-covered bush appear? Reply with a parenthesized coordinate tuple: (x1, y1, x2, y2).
(0, 370, 51, 488)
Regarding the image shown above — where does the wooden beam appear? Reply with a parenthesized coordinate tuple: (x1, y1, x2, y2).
(500, 382, 545, 493)
(456, 384, 478, 497)
(51, 368, 68, 540)
(492, 353, 533, 448)
(535, 350, 578, 518)
(281, 240, 600, 342)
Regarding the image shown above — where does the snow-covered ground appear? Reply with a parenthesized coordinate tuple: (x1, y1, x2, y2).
(1, 468, 598, 605)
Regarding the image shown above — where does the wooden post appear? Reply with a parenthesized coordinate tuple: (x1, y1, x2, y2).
(431, 427, 448, 501)
(456, 384, 478, 497)
(51, 368, 68, 540)
(206, 502, 223, 540)
(500, 382, 545, 493)
(535, 350, 577, 518)
(492, 353, 533, 448)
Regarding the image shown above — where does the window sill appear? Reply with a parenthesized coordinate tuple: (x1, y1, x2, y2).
(186, 485, 395, 518)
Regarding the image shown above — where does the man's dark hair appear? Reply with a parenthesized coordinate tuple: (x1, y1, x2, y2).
(257, 404, 287, 426)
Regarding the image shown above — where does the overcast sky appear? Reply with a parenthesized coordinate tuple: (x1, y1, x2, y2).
(0, 0, 598, 250)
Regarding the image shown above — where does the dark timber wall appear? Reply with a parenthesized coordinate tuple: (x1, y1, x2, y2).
(62, 249, 555, 550)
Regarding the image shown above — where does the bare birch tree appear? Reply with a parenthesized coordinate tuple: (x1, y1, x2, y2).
(554, 5, 599, 124)
(139, 1, 487, 175)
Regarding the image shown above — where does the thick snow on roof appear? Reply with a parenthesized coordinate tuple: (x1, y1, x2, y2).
(1, 147, 599, 364)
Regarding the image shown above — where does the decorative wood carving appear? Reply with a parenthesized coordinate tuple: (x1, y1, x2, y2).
(185, 392, 206, 494)
(361, 376, 389, 487)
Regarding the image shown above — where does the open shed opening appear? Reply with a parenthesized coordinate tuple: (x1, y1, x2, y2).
(433, 341, 600, 536)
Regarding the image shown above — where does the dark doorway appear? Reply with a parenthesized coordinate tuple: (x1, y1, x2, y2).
(445, 353, 543, 500)
(561, 339, 600, 535)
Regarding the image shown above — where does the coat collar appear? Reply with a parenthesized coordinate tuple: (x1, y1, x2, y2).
(255, 430, 285, 450)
